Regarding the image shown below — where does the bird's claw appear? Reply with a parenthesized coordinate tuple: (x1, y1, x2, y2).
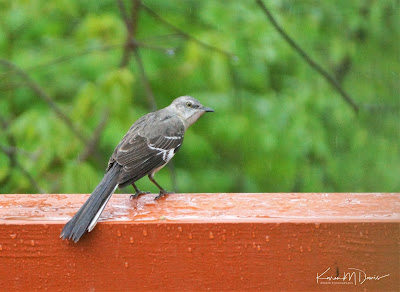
(130, 191, 151, 200)
(154, 190, 171, 200)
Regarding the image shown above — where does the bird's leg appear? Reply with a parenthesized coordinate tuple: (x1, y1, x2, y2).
(148, 174, 171, 200)
(130, 183, 150, 200)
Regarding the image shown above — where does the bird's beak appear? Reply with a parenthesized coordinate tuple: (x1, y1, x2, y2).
(202, 106, 214, 112)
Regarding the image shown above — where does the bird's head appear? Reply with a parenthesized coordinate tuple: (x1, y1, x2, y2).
(170, 96, 214, 129)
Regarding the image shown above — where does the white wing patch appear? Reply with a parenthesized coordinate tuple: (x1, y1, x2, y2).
(148, 144, 176, 162)
(165, 136, 181, 140)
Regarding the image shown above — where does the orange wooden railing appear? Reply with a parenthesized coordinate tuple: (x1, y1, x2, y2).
(0, 193, 399, 291)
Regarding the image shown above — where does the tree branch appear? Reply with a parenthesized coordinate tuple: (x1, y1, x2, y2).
(117, 0, 142, 67)
(142, 4, 236, 59)
(0, 59, 102, 162)
(0, 118, 45, 193)
(78, 109, 110, 163)
(132, 49, 157, 111)
(117, 0, 157, 110)
(255, 0, 359, 113)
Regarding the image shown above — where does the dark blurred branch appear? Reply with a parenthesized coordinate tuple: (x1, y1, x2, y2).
(256, 0, 359, 113)
(0, 59, 102, 163)
(133, 49, 157, 111)
(142, 4, 236, 58)
(333, 54, 352, 85)
(78, 109, 110, 163)
(117, 0, 141, 67)
(0, 118, 45, 193)
(0, 59, 85, 143)
(117, 0, 157, 110)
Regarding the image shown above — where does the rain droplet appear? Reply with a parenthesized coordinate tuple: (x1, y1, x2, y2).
(231, 56, 239, 63)
(188, 233, 193, 240)
(299, 246, 304, 253)
(159, 215, 166, 220)
(288, 255, 292, 261)
(187, 247, 192, 253)
(209, 231, 214, 239)
(315, 223, 320, 229)
(257, 245, 261, 251)
(10, 234, 16, 239)
(265, 236, 270, 242)
(221, 235, 226, 241)
(307, 246, 312, 252)
(252, 231, 256, 238)
(143, 229, 148, 236)
(117, 230, 122, 237)
(177, 226, 183, 232)
(130, 237, 134, 244)
(318, 242, 323, 247)
(166, 49, 175, 56)
(31, 240, 35, 246)
(124, 262, 129, 268)
(0, 244, 2, 251)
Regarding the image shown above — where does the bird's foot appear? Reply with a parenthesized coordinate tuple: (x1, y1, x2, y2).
(130, 191, 151, 200)
(154, 189, 172, 200)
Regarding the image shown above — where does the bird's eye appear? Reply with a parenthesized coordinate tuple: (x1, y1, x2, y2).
(186, 101, 193, 108)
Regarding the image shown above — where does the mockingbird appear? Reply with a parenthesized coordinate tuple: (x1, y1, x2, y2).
(60, 96, 214, 242)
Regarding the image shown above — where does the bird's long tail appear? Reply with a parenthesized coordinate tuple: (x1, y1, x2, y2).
(60, 163, 121, 242)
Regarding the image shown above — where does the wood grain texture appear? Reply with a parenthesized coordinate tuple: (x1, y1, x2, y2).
(0, 193, 399, 291)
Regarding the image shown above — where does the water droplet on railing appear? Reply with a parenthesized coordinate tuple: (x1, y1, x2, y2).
(209, 231, 214, 239)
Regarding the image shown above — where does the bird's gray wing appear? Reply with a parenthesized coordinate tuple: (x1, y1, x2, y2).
(111, 115, 184, 187)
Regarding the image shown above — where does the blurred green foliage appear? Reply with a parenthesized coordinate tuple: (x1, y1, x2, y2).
(0, 0, 399, 194)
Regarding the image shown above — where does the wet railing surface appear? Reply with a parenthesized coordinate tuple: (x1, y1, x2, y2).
(0, 193, 399, 291)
